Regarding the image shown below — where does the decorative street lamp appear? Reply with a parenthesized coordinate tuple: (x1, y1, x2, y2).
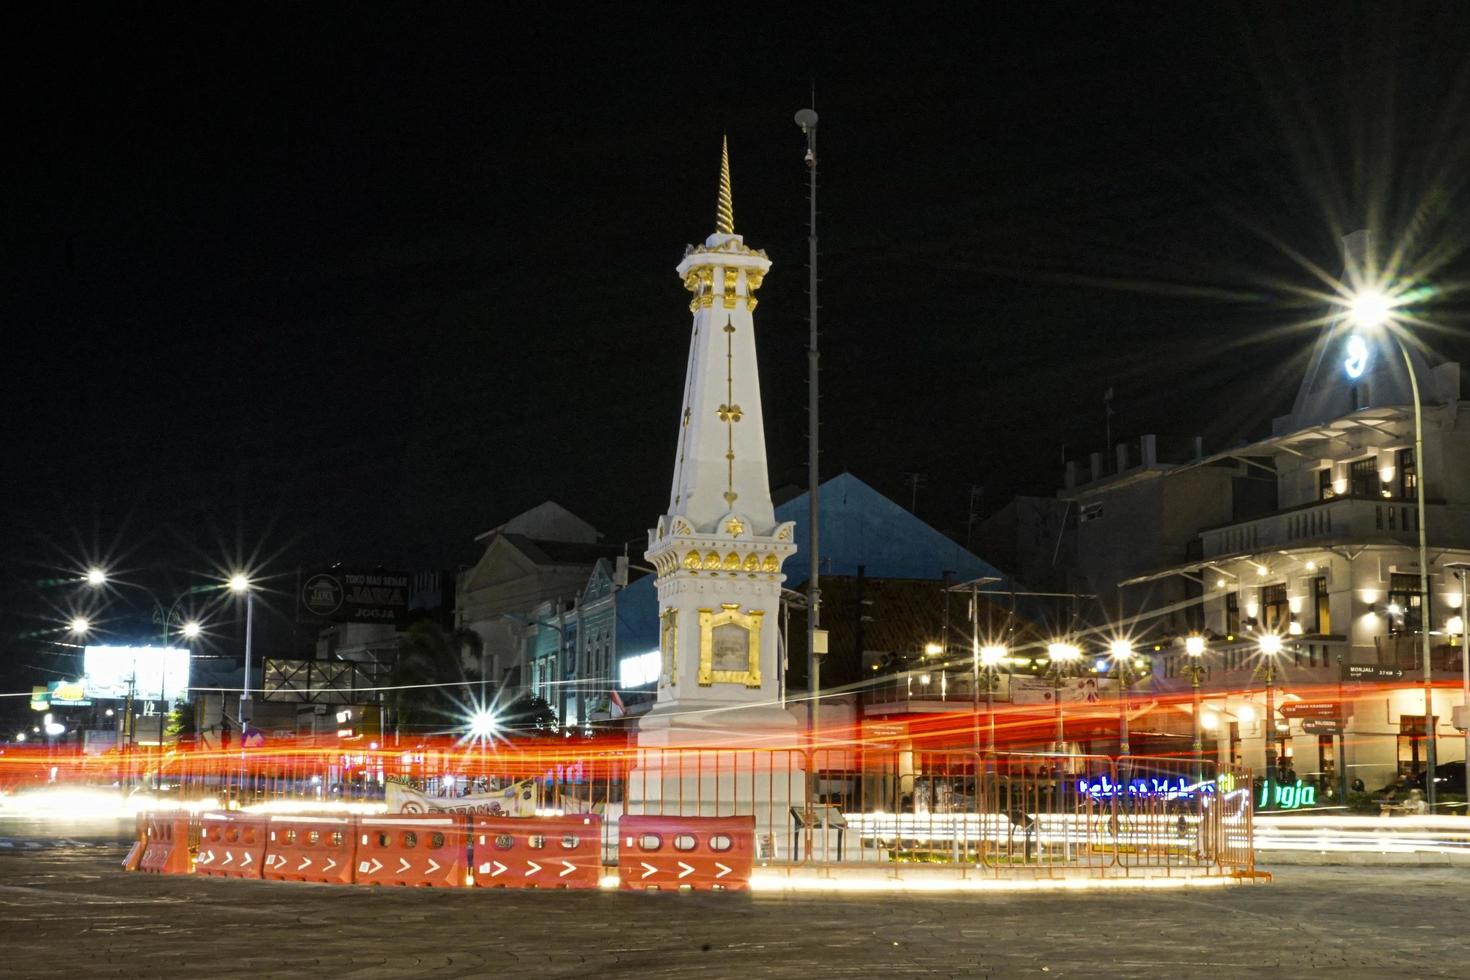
(1046, 641, 1082, 752)
(1109, 639, 1135, 756)
(979, 644, 1007, 753)
(1183, 634, 1209, 779)
(229, 573, 255, 730)
(1347, 286, 1437, 808)
(1258, 633, 1284, 807)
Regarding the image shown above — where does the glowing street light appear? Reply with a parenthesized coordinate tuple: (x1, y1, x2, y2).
(923, 642, 943, 657)
(1258, 633, 1284, 804)
(228, 573, 257, 730)
(1109, 639, 1136, 755)
(85, 567, 108, 587)
(468, 709, 499, 740)
(68, 616, 90, 635)
(1348, 287, 1394, 329)
(980, 644, 1008, 667)
(1182, 635, 1209, 773)
(1342, 282, 1436, 807)
(1046, 642, 1082, 753)
(180, 621, 202, 639)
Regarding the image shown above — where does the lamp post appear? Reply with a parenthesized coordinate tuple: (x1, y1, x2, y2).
(795, 106, 821, 856)
(1109, 640, 1135, 756)
(1184, 634, 1208, 781)
(229, 574, 254, 732)
(1046, 642, 1082, 751)
(980, 644, 1007, 754)
(1258, 633, 1284, 808)
(1349, 288, 1437, 808)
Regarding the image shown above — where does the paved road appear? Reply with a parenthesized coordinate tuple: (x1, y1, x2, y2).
(0, 830, 1467, 978)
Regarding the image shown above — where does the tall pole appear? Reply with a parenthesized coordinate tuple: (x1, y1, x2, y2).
(1117, 659, 1131, 756)
(240, 590, 255, 729)
(1460, 569, 1469, 804)
(1398, 340, 1436, 810)
(971, 581, 981, 755)
(796, 107, 821, 858)
(1264, 660, 1277, 809)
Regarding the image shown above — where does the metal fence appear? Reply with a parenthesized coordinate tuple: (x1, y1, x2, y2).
(138, 745, 1254, 878)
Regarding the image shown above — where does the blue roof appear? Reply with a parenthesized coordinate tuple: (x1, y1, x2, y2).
(616, 473, 1007, 656)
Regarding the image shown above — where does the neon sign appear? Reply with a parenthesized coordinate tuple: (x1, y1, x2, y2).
(1076, 775, 1208, 801)
(1258, 778, 1315, 810)
(1343, 335, 1369, 379)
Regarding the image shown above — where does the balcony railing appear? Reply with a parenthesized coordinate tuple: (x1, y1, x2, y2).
(1200, 496, 1448, 559)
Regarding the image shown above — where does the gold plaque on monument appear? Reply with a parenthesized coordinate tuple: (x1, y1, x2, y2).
(697, 603, 763, 687)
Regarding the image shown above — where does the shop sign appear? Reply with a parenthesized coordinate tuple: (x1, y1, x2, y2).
(1259, 778, 1316, 810)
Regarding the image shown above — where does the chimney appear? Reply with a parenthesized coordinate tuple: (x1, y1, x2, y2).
(1141, 434, 1157, 467)
(613, 556, 629, 587)
(1065, 460, 1078, 490)
(1089, 452, 1103, 481)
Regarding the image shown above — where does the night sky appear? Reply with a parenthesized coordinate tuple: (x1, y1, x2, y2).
(6, 6, 1470, 680)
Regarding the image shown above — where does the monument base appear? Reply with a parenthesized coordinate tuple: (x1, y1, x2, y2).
(634, 698, 801, 749)
(628, 701, 807, 861)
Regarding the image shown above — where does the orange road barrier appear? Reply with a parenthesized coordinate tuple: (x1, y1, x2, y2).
(472, 814, 603, 889)
(617, 815, 755, 892)
(262, 815, 356, 885)
(121, 812, 147, 872)
(354, 814, 468, 887)
(138, 812, 193, 875)
(195, 812, 268, 879)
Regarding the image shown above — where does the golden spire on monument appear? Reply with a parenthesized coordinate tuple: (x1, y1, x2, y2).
(716, 134, 735, 235)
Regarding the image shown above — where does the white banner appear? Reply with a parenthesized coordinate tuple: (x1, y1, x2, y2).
(385, 777, 538, 816)
(1010, 676, 1116, 705)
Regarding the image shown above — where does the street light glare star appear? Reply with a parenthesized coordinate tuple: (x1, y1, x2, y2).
(1108, 639, 1134, 660)
(181, 621, 202, 639)
(1349, 288, 1394, 329)
(228, 573, 252, 594)
(85, 568, 107, 587)
(69, 616, 90, 635)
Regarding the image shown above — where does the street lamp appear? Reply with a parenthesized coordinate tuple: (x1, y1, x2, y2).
(1183, 634, 1209, 778)
(1109, 639, 1135, 756)
(979, 644, 1007, 753)
(85, 567, 107, 587)
(1346, 285, 1437, 809)
(1258, 633, 1284, 807)
(68, 616, 90, 635)
(1046, 642, 1082, 752)
(229, 573, 256, 731)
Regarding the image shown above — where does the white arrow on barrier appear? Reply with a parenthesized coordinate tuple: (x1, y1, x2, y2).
(221, 852, 234, 866)
(241, 853, 253, 868)
(323, 859, 336, 873)
(525, 860, 542, 877)
(396, 858, 411, 874)
(714, 862, 732, 879)
(199, 850, 214, 865)
(490, 861, 508, 877)
(297, 858, 312, 871)
(677, 861, 695, 879)
(559, 861, 576, 878)
(425, 859, 441, 874)
(640, 861, 658, 880)
(365, 858, 383, 874)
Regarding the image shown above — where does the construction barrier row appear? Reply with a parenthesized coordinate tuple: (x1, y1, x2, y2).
(121, 811, 754, 891)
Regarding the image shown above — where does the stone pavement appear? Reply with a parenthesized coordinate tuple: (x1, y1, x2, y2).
(0, 837, 1468, 978)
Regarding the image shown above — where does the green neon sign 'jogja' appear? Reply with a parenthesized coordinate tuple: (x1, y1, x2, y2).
(1258, 778, 1316, 810)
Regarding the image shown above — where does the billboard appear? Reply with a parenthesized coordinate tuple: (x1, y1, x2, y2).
(300, 568, 410, 624)
(82, 645, 191, 702)
(1010, 676, 1116, 705)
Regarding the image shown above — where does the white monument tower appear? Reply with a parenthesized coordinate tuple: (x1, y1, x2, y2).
(639, 139, 799, 748)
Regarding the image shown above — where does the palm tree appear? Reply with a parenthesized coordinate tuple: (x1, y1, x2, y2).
(387, 620, 485, 738)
